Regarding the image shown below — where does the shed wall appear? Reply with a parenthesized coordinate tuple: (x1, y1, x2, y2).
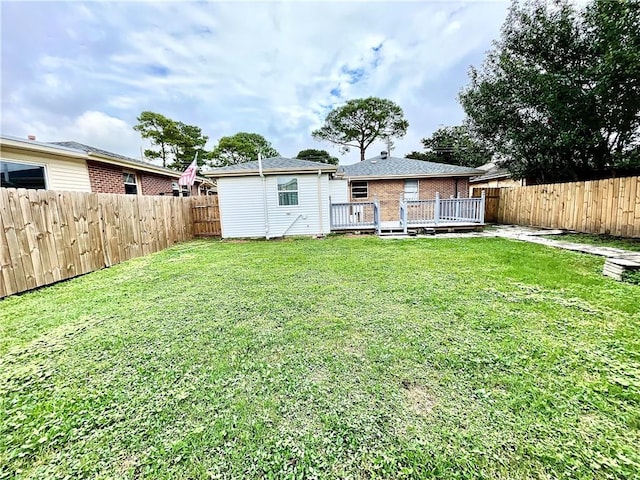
(328, 178, 348, 203)
(217, 173, 332, 238)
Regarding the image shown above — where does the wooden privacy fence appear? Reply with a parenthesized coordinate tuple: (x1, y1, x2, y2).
(472, 187, 500, 223)
(192, 195, 221, 237)
(495, 176, 640, 237)
(0, 188, 220, 298)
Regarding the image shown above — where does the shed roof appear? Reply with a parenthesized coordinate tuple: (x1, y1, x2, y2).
(204, 157, 338, 177)
(340, 154, 483, 179)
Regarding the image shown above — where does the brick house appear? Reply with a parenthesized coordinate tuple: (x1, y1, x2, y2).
(340, 151, 482, 221)
(0, 135, 214, 196)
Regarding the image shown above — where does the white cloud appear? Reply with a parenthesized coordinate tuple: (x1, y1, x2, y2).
(1, 1, 509, 164)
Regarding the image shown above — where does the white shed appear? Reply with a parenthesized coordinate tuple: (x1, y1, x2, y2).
(205, 157, 340, 239)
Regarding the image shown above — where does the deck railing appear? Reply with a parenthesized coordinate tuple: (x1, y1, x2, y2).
(329, 198, 379, 230)
(407, 193, 485, 225)
(329, 192, 484, 232)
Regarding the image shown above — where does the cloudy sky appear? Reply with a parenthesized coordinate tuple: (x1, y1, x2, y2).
(1, 1, 510, 165)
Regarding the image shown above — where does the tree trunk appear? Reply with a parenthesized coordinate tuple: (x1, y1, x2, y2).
(360, 148, 365, 162)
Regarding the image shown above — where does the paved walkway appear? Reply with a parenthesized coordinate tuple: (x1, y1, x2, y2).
(381, 224, 640, 263)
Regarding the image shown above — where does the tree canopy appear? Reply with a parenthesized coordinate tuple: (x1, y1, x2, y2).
(295, 149, 339, 165)
(133, 111, 208, 170)
(459, 0, 640, 184)
(312, 97, 409, 161)
(406, 125, 492, 168)
(210, 132, 280, 167)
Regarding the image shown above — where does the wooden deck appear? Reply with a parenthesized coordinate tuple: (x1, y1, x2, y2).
(330, 193, 486, 235)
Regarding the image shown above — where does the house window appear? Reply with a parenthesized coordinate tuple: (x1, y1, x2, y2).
(1, 160, 47, 189)
(277, 177, 298, 206)
(123, 172, 138, 195)
(351, 181, 368, 199)
(404, 179, 419, 200)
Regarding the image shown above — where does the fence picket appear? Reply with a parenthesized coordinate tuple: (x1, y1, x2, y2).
(495, 176, 639, 237)
(0, 188, 220, 298)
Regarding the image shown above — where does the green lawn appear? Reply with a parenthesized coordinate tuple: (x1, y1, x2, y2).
(1, 237, 639, 479)
(542, 233, 640, 252)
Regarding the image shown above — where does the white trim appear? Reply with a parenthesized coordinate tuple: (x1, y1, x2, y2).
(350, 180, 368, 200)
(404, 179, 419, 201)
(277, 176, 299, 207)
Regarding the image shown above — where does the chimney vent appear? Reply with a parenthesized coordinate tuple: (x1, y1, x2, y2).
(380, 150, 388, 159)
(28, 135, 36, 141)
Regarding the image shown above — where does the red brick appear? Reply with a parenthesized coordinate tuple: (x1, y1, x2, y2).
(349, 177, 470, 221)
(87, 161, 176, 196)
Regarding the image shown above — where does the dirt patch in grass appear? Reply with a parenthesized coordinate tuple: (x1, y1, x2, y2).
(403, 380, 436, 416)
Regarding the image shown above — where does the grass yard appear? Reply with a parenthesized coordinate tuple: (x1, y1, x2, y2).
(1, 236, 639, 479)
(541, 233, 640, 252)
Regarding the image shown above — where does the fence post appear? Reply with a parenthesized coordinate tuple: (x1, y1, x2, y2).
(455, 192, 461, 221)
(434, 192, 440, 226)
(480, 191, 486, 224)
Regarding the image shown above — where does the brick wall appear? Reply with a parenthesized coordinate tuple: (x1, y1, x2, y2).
(349, 177, 471, 221)
(87, 161, 177, 195)
(87, 161, 125, 194)
(140, 173, 174, 195)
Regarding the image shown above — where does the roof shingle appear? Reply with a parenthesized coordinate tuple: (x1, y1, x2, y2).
(205, 157, 337, 176)
(340, 154, 483, 178)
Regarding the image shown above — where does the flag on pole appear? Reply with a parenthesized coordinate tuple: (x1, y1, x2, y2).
(178, 153, 198, 186)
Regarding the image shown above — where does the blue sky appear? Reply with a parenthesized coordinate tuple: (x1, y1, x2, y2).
(1, 1, 510, 165)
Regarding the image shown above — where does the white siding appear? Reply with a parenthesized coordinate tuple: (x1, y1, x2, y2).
(217, 177, 266, 238)
(217, 173, 333, 239)
(1, 148, 92, 192)
(328, 178, 348, 203)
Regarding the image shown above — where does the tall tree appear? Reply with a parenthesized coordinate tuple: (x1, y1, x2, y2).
(460, 0, 640, 184)
(413, 125, 492, 168)
(133, 112, 178, 168)
(168, 122, 209, 171)
(133, 112, 209, 170)
(210, 132, 280, 167)
(312, 97, 409, 161)
(295, 149, 339, 165)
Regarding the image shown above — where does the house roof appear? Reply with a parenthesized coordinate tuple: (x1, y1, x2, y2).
(1, 134, 87, 158)
(339, 154, 483, 180)
(469, 162, 511, 183)
(50, 141, 213, 185)
(204, 157, 338, 177)
(50, 141, 184, 178)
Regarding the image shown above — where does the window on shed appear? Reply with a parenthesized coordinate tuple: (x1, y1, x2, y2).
(277, 177, 298, 206)
(123, 172, 138, 195)
(1, 160, 47, 189)
(351, 181, 368, 199)
(404, 179, 419, 200)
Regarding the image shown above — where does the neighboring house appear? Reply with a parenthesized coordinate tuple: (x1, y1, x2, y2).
(0, 135, 214, 195)
(204, 157, 338, 239)
(469, 162, 526, 191)
(339, 151, 483, 221)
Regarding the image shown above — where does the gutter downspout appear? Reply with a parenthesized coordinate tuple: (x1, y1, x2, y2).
(317, 169, 324, 236)
(258, 153, 270, 239)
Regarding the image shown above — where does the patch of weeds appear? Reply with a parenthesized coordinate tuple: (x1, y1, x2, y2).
(622, 269, 640, 285)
